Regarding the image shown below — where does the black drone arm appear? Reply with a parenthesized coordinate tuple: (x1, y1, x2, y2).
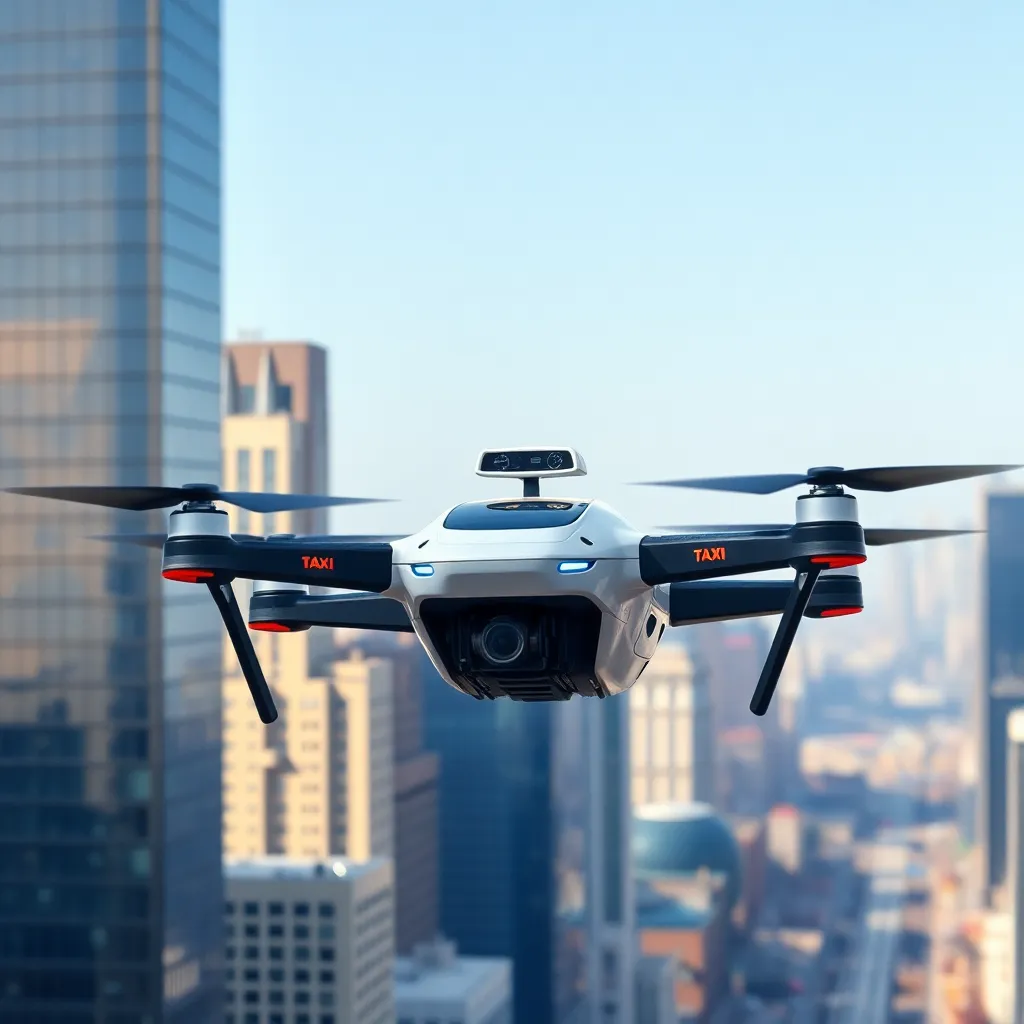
(669, 573, 864, 626)
(248, 591, 414, 633)
(639, 531, 792, 585)
(649, 524, 867, 716)
(162, 536, 395, 592)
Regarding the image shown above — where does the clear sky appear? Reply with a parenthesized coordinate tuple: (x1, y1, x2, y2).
(222, 0, 1023, 563)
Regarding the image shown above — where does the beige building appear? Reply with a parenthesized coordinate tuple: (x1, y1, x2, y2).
(224, 855, 394, 1024)
(629, 642, 714, 807)
(221, 340, 395, 862)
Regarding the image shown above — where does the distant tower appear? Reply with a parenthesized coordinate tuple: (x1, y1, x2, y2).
(629, 643, 714, 806)
(1006, 707, 1024, 1023)
(979, 494, 1024, 897)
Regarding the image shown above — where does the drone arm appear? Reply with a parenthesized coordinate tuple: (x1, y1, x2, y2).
(669, 572, 864, 626)
(163, 537, 395, 593)
(640, 522, 865, 586)
(639, 532, 793, 585)
(248, 591, 414, 633)
(668, 580, 793, 625)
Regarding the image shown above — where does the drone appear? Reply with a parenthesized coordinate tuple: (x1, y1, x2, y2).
(8, 449, 1016, 725)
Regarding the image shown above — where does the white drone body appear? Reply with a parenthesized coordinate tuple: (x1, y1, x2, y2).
(387, 465, 670, 699)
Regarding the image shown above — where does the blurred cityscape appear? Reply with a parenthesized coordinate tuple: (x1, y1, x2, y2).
(0, 4, 1021, 1024)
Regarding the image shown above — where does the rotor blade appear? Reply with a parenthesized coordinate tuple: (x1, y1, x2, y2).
(91, 531, 406, 549)
(749, 566, 822, 717)
(637, 474, 809, 495)
(821, 465, 1021, 492)
(862, 527, 981, 547)
(218, 491, 389, 513)
(639, 463, 1021, 496)
(206, 580, 278, 724)
(7, 484, 389, 513)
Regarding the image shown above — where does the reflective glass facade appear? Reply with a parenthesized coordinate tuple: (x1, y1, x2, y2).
(981, 494, 1024, 893)
(424, 681, 589, 1024)
(0, 2, 222, 1022)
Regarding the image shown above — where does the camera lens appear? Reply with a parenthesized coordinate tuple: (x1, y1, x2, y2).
(478, 617, 526, 666)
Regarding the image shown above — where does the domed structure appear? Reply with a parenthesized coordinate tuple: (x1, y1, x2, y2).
(632, 802, 743, 910)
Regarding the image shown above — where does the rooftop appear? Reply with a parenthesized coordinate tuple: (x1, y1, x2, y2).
(225, 856, 387, 882)
(394, 939, 511, 1003)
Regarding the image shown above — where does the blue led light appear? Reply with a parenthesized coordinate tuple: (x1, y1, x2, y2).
(557, 560, 593, 574)
(411, 564, 434, 577)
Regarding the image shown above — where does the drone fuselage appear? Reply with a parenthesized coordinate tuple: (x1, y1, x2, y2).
(385, 498, 669, 700)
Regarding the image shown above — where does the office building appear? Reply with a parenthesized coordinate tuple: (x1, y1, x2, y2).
(979, 494, 1024, 894)
(394, 937, 512, 1024)
(1006, 708, 1024, 1024)
(630, 643, 713, 806)
(224, 856, 393, 1024)
(224, 647, 394, 861)
(0, 3, 222, 1021)
(221, 340, 438, 947)
(337, 633, 440, 954)
(222, 341, 330, 538)
(425, 686, 616, 1024)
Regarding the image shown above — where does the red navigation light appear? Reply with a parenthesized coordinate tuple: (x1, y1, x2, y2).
(820, 606, 862, 618)
(810, 554, 867, 570)
(249, 622, 293, 633)
(162, 569, 215, 584)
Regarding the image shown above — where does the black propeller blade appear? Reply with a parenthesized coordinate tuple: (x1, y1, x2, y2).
(6, 483, 389, 513)
(658, 525, 980, 546)
(90, 531, 407, 549)
(640, 464, 1021, 495)
(207, 580, 278, 724)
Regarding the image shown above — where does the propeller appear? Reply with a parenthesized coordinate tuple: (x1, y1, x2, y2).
(658, 525, 981, 546)
(90, 531, 408, 549)
(6, 483, 389, 513)
(638, 464, 1021, 495)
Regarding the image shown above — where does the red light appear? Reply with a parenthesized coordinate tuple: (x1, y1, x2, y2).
(821, 606, 862, 617)
(162, 568, 214, 584)
(810, 554, 867, 569)
(249, 622, 293, 633)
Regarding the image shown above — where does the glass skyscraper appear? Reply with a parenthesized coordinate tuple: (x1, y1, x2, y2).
(980, 493, 1024, 896)
(425, 679, 587, 1024)
(0, 3, 223, 1022)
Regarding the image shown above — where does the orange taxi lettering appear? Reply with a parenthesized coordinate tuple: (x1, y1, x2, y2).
(302, 555, 335, 570)
(692, 546, 726, 563)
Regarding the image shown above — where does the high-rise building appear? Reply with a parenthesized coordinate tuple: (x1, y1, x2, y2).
(1005, 707, 1024, 1024)
(629, 643, 713, 806)
(337, 633, 440, 955)
(224, 856, 394, 1024)
(222, 341, 329, 537)
(425, 680, 634, 1024)
(221, 340, 440, 950)
(223, 646, 395, 862)
(0, 3, 223, 1021)
(979, 494, 1024, 895)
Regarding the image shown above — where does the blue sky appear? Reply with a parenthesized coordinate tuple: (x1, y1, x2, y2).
(222, 1, 1023, 557)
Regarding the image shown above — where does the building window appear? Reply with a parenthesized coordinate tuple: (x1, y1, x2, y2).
(294, 903, 310, 917)
(262, 448, 276, 492)
(318, 948, 334, 963)
(318, 970, 334, 985)
(295, 946, 310, 962)
(294, 969, 310, 984)
(268, 969, 284, 983)
(274, 384, 292, 412)
(269, 902, 284, 916)
(244, 924, 259, 938)
(243, 969, 259, 983)
(294, 925, 310, 940)
(238, 385, 256, 413)
(318, 903, 334, 919)
(243, 902, 259, 917)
